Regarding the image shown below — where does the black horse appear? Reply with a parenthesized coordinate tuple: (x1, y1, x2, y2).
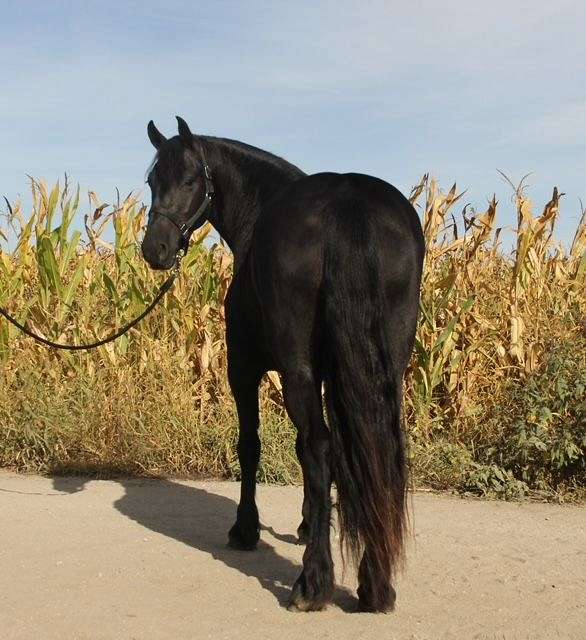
(141, 117, 424, 613)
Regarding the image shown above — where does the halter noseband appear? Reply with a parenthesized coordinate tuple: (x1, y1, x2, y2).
(150, 153, 215, 254)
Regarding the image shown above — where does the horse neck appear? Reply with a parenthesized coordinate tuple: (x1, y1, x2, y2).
(201, 137, 305, 267)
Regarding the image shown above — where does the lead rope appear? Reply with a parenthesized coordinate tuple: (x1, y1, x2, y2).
(0, 254, 182, 351)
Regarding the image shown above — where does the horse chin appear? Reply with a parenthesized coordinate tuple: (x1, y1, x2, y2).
(145, 255, 176, 271)
(157, 259, 176, 271)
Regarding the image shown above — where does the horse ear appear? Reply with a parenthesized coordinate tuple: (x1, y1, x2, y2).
(176, 116, 194, 146)
(147, 120, 166, 149)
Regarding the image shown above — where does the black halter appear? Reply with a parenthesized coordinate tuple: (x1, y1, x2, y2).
(151, 154, 215, 253)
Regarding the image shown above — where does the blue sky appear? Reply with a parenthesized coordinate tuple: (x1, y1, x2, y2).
(1, 0, 585, 246)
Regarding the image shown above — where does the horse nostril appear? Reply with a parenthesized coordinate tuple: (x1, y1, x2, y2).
(158, 242, 168, 259)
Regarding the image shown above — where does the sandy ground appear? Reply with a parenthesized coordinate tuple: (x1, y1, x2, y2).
(0, 472, 583, 640)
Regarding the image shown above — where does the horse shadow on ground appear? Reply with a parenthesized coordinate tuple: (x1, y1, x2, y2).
(52, 476, 356, 612)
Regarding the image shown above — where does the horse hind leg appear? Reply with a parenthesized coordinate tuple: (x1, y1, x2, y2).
(295, 433, 311, 545)
(357, 545, 396, 612)
(282, 365, 334, 611)
(356, 382, 407, 613)
(295, 374, 325, 545)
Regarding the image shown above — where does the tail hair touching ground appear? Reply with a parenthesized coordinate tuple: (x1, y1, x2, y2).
(322, 205, 408, 609)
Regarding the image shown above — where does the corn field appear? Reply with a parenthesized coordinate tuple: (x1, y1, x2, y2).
(1, 176, 584, 499)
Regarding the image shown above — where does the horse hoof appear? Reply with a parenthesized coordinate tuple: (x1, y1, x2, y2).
(287, 578, 329, 612)
(227, 523, 259, 551)
(357, 600, 393, 614)
(287, 594, 327, 612)
(357, 585, 396, 613)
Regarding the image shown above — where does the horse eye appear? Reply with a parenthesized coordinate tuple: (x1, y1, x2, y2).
(184, 177, 197, 187)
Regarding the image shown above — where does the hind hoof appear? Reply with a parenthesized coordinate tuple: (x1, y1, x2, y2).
(288, 599, 327, 612)
(287, 574, 331, 612)
(357, 584, 396, 613)
(287, 592, 327, 612)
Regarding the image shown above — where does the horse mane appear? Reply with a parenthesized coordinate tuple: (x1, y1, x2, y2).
(202, 136, 306, 183)
(145, 135, 306, 189)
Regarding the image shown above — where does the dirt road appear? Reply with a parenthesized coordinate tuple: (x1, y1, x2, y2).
(0, 473, 583, 639)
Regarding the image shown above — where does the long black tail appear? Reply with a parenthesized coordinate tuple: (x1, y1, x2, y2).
(322, 207, 408, 601)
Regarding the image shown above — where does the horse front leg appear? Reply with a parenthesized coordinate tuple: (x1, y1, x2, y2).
(227, 353, 264, 551)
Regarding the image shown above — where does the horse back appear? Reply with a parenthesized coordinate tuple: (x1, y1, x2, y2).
(252, 171, 423, 292)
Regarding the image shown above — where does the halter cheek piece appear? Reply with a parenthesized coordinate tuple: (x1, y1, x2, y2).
(150, 154, 215, 255)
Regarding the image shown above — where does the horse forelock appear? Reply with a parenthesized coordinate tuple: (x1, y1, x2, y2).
(144, 153, 159, 183)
